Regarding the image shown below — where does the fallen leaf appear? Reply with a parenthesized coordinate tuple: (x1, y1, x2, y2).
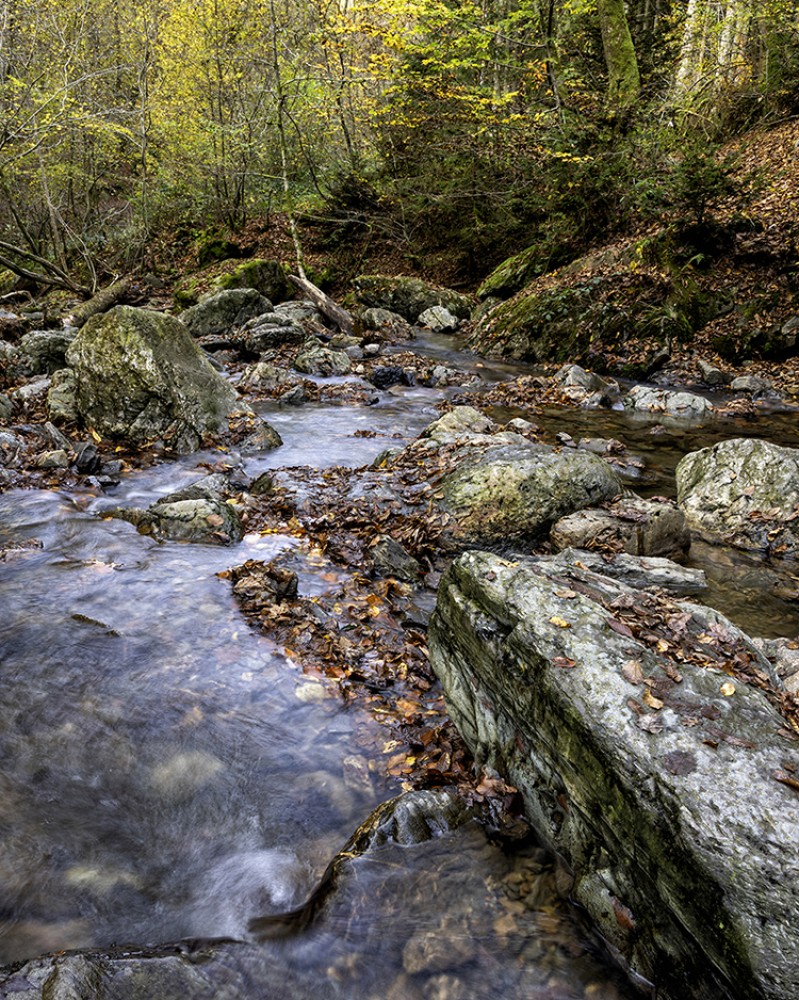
(555, 588, 578, 599)
(720, 682, 736, 697)
(621, 660, 644, 685)
(606, 617, 634, 639)
(772, 770, 799, 793)
(643, 689, 664, 710)
(549, 616, 571, 629)
(552, 656, 577, 669)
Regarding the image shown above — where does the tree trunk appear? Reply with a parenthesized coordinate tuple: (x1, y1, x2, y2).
(596, 0, 640, 107)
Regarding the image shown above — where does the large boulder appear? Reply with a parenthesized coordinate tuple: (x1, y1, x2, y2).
(212, 259, 290, 304)
(676, 438, 799, 557)
(108, 477, 245, 544)
(440, 442, 622, 546)
(624, 385, 715, 420)
(294, 344, 351, 377)
(179, 289, 273, 337)
(430, 550, 799, 1000)
(18, 329, 77, 375)
(353, 275, 472, 323)
(65, 306, 242, 453)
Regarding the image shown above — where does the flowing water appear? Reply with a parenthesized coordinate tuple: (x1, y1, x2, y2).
(0, 330, 796, 998)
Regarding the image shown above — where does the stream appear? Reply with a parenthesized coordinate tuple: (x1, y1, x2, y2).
(1, 330, 797, 998)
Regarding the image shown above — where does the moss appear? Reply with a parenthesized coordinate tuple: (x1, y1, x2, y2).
(476, 241, 579, 301)
(213, 258, 290, 303)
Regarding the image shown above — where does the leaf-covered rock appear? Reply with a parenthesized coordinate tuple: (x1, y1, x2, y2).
(430, 549, 799, 1000)
(65, 305, 242, 453)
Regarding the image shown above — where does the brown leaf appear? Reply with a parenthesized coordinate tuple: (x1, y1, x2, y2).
(621, 660, 644, 685)
(552, 656, 577, 670)
(606, 617, 634, 639)
(772, 770, 799, 793)
(555, 588, 578, 599)
(643, 689, 664, 711)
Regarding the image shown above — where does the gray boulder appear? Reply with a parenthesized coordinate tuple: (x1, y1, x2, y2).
(440, 442, 622, 545)
(179, 289, 273, 337)
(353, 275, 472, 323)
(65, 306, 243, 453)
(677, 437, 799, 557)
(18, 329, 77, 375)
(294, 344, 351, 377)
(430, 549, 799, 1000)
(624, 385, 715, 419)
(242, 313, 305, 353)
(550, 497, 690, 561)
(46, 369, 78, 423)
(547, 547, 707, 595)
(212, 258, 290, 303)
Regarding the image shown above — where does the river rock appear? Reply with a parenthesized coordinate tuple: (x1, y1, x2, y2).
(550, 497, 690, 560)
(418, 405, 494, 446)
(109, 478, 245, 544)
(0, 393, 12, 421)
(552, 364, 621, 407)
(546, 547, 707, 594)
(418, 305, 460, 333)
(65, 306, 243, 453)
(241, 313, 306, 352)
(359, 307, 412, 337)
(18, 330, 77, 375)
(624, 385, 715, 419)
(10, 377, 50, 403)
(46, 369, 78, 423)
(371, 535, 422, 582)
(696, 359, 728, 386)
(440, 442, 622, 546)
(354, 275, 472, 323)
(294, 344, 351, 377)
(676, 437, 799, 557)
(429, 549, 799, 1000)
(239, 420, 283, 453)
(179, 289, 273, 337)
(730, 375, 775, 396)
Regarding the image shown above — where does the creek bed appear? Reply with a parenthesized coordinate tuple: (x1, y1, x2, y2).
(1, 329, 797, 998)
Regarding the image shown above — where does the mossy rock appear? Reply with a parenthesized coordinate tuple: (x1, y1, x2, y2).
(353, 275, 472, 323)
(173, 277, 202, 310)
(196, 236, 242, 268)
(470, 270, 717, 366)
(213, 259, 291, 304)
(476, 242, 578, 301)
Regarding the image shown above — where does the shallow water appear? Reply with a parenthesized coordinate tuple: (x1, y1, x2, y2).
(0, 328, 796, 997)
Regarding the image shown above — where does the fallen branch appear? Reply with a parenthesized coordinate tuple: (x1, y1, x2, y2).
(288, 273, 354, 335)
(67, 277, 132, 328)
(0, 240, 92, 295)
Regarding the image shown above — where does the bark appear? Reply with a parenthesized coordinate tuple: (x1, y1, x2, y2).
(288, 274, 354, 335)
(68, 277, 132, 328)
(596, 0, 640, 107)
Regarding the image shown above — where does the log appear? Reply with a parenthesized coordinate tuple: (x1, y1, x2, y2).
(288, 274, 353, 335)
(68, 276, 132, 328)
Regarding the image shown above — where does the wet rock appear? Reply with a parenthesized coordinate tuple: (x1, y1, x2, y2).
(66, 306, 243, 453)
(552, 365, 621, 407)
(232, 561, 298, 603)
(440, 442, 622, 546)
(111, 479, 245, 545)
(550, 497, 690, 561)
(370, 365, 413, 390)
(354, 275, 472, 323)
(279, 384, 306, 406)
(677, 437, 799, 557)
(18, 329, 77, 375)
(418, 405, 494, 446)
(371, 535, 422, 583)
(239, 421, 283, 453)
(0, 393, 12, 421)
(179, 289, 274, 337)
(359, 307, 412, 337)
(730, 375, 775, 396)
(35, 449, 70, 469)
(242, 314, 306, 352)
(150, 750, 225, 801)
(402, 917, 474, 974)
(751, 638, 799, 694)
(696, 359, 728, 386)
(294, 344, 351, 377)
(624, 385, 714, 419)
(429, 549, 799, 1000)
(46, 369, 78, 423)
(72, 440, 100, 474)
(240, 361, 295, 392)
(418, 305, 460, 333)
(546, 547, 707, 595)
(273, 300, 322, 324)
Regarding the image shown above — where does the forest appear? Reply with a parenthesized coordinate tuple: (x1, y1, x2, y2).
(0, 0, 797, 294)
